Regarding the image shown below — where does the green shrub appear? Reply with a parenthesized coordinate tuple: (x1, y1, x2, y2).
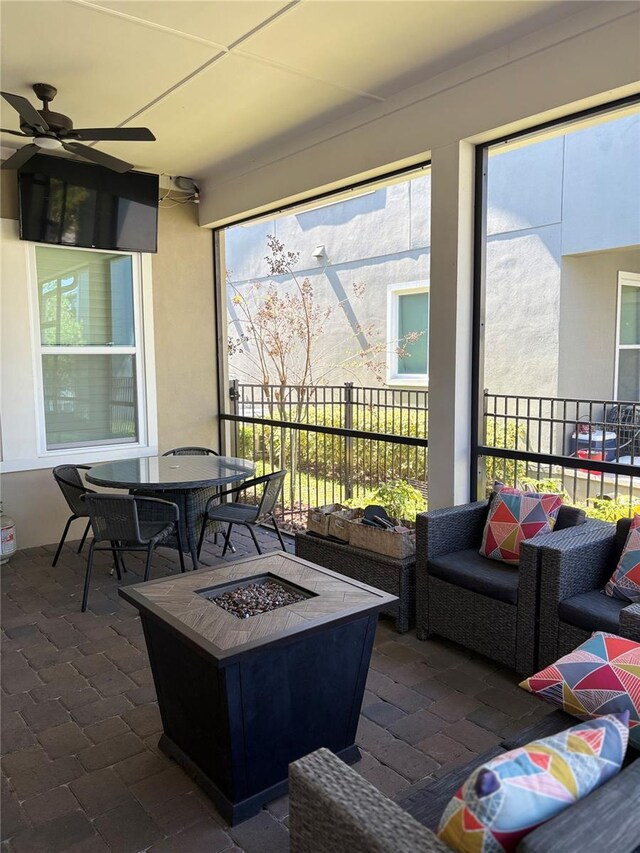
(482, 418, 527, 492)
(518, 476, 569, 499)
(582, 496, 640, 522)
(236, 402, 428, 486)
(509, 474, 639, 523)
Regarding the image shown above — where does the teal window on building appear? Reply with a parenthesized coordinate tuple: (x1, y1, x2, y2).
(397, 290, 429, 375)
(388, 283, 429, 383)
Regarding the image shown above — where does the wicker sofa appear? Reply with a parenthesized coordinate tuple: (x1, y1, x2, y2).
(289, 711, 640, 853)
(415, 500, 587, 674)
(535, 517, 640, 668)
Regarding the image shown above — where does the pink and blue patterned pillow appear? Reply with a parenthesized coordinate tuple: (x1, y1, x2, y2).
(480, 490, 563, 566)
(519, 632, 640, 749)
(605, 514, 640, 602)
(437, 712, 629, 853)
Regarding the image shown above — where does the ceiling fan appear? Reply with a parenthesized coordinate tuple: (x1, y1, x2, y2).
(0, 83, 155, 173)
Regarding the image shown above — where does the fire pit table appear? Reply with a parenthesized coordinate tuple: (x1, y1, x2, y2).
(119, 552, 397, 824)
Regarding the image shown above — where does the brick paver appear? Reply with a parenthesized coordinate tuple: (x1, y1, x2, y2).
(1, 528, 548, 851)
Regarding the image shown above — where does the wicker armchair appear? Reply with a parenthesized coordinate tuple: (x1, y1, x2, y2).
(289, 748, 448, 853)
(81, 494, 185, 612)
(535, 517, 640, 668)
(416, 500, 587, 674)
(289, 745, 640, 853)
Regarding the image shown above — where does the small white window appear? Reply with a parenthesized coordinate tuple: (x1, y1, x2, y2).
(387, 282, 429, 385)
(34, 245, 147, 452)
(615, 271, 640, 401)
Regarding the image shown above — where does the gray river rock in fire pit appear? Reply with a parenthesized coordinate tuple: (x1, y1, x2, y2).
(212, 580, 305, 619)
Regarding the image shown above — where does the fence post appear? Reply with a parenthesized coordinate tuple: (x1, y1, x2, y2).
(344, 382, 354, 501)
(476, 387, 488, 498)
(229, 379, 239, 458)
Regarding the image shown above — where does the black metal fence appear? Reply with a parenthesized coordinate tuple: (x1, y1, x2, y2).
(223, 385, 640, 529)
(480, 391, 640, 514)
(224, 382, 429, 529)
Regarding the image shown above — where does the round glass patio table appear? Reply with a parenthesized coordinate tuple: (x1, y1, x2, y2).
(86, 455, 255, 568)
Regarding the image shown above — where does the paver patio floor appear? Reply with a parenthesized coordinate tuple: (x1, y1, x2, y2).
(1, 527, 548, 852)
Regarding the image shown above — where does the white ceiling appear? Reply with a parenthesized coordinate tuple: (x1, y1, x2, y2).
(1, 0, 597, 182)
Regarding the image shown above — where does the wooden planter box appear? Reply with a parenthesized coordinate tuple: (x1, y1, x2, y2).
(328, 508, 363, 541)
(119, 553, 396, 825)
(306, 505, 362, 541)
(306, 503, 344, 537)
(348, 518, 416, 559)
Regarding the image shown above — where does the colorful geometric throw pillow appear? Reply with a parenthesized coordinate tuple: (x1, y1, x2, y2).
(479, 490, 563, 565)
(437, 713, 629, 853)
(519, 632, 640, 749)
(605, 513, 640, 602)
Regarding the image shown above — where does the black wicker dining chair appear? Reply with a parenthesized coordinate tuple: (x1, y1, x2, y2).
(197, 470, 287, 558)
(161, 446, 222, 547)
(52, 465, 95, 567)
(162, 447, 219, 456)
(80, 494, 186, 612)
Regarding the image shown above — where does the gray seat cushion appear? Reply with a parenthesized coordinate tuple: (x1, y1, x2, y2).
(559, 589, 626, 634)
(207, 502, 259, 524)
(518, 760, 640, 853)
(429, 549, 519, 605)
(616, 517, 633, 558)
(397, 746, 505, 830)
(555, 505, 587, 530)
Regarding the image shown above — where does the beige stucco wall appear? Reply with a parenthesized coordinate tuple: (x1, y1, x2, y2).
(152, 201, 218, 454)
(558, 248, 640, 400)
(0, 177, 218, 548)
(1, 170, 18, 219)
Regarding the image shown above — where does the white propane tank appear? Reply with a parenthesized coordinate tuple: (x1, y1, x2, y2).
(0, 502, 17, 564)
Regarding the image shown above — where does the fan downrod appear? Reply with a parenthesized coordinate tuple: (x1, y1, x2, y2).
(32, 83, 57, 104)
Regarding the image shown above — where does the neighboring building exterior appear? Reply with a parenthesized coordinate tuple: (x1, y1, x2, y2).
(225, 173, 432, 390)
(226, 112, 640, 400)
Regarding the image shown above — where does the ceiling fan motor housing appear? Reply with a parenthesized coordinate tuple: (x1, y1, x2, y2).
(20, 84, 73, 136)
(21, 110, 73, 136)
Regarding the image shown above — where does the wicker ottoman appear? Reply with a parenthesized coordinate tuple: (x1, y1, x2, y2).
(295, 531, 415, 633)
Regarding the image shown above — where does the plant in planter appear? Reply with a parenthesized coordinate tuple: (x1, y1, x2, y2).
(346, 480, 426, 521)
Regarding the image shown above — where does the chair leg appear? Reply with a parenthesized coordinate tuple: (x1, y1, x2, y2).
(174, 525, 187, 574)
(221, 523, 234, 557)
(110, 542, 122, 581)
(143, 545, 154, 582)
(246, 524, 262, 555)
(77, 519, 91, 554)
(197, 516, 209, 560)
(81, 541, 96, 612)
(52, 515, 76, 567)
(271, 514, 286, 551)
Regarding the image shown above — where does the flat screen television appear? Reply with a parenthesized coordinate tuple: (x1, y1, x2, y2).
(18, 154, 159, 253)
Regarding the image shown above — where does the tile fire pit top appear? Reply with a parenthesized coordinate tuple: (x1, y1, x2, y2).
(119, 553, 397, 663)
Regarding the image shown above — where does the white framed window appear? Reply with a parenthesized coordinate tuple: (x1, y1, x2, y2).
(32, 244, 151, 454)
(615, 271, 640, 401)
(0, 219, 158, 473)
(386, 282, 429, 385)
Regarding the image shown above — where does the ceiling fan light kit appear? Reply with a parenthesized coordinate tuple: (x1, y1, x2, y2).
(1, 83, 156, 173)
(33, 136, 61, 150)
